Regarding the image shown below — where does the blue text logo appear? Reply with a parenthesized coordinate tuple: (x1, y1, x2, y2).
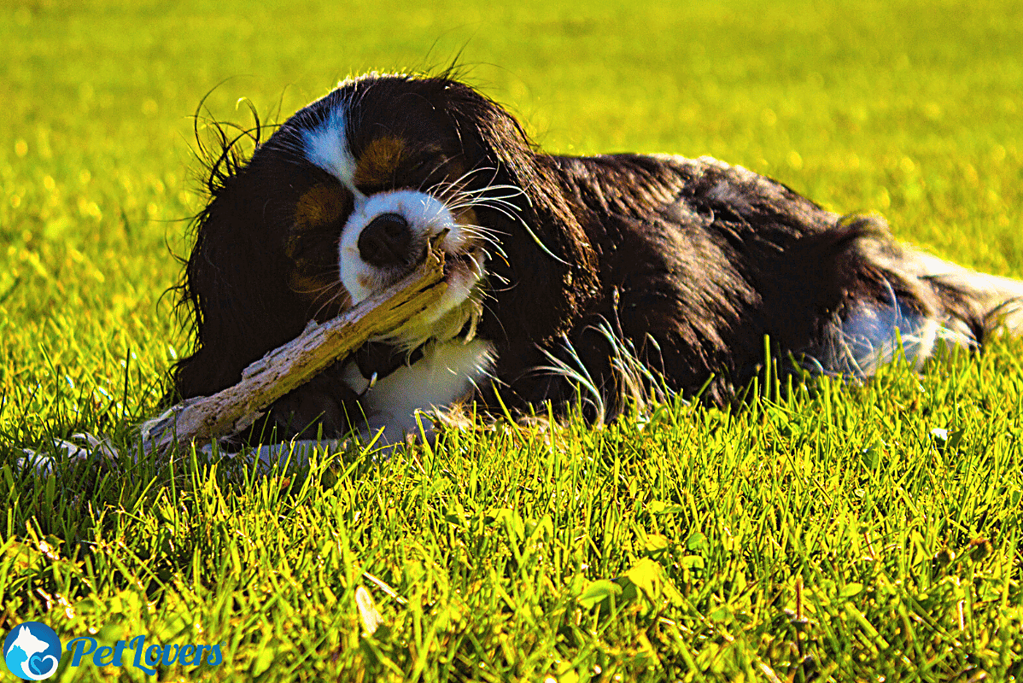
(3, 623, 224, 678)
(66, 635, 222, 676)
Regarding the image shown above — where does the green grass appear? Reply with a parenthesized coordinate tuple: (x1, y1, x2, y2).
(1, 0, 1022, 679)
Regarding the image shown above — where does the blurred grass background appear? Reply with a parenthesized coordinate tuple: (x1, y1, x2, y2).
(1, 0, 1022, 680)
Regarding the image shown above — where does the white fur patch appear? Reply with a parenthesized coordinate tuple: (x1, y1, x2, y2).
(343, 338, 495, 441)
(302, 104, 359, 193)
(833, 301, 938, 374)
(821, 298, 975, 377)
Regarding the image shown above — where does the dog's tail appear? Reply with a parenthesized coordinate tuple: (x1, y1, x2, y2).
(907, 248, 1023, 337)
(815, 218, 1023, 376)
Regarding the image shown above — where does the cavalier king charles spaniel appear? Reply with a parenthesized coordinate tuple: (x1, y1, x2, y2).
(173, 72, 1023, 445)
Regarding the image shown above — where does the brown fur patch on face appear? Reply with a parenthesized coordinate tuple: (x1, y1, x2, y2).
(292, 183, 350, 236)
(353, 136, 406, 190)
(287, 183, 352, 319)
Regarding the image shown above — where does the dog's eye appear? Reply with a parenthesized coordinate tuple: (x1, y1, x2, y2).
(353, 148, 446, 195)
(404, 157, 441, 183)
(360, 159, 441, 194)
(408, 158, 433, 174)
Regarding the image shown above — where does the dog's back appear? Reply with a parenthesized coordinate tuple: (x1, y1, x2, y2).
(527, 153, 1023, 408)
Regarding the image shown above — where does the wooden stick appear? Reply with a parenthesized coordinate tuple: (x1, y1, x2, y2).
(141, 249, 446, 454)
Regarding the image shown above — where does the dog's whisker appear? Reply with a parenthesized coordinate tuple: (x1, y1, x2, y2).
(455, 226, 506, 258)
(447, 196, 522, 224)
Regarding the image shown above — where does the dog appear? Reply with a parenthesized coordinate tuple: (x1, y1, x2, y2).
(173, 72, 1023, 445)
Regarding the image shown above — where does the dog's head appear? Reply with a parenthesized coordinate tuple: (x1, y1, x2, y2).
(174, 73, 596, 399)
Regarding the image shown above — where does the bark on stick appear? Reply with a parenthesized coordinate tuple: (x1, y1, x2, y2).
(142, 249, 446, 454)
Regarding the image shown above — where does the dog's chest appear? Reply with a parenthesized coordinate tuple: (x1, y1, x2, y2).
(342, 338, 496, 435)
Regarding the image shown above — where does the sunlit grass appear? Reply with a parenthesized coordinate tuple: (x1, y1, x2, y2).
(1, 0, 1022, 679)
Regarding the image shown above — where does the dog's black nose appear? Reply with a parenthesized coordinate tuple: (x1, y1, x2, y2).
(358, 213, 413, 267)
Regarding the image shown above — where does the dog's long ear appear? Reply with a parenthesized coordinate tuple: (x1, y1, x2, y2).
(173, 155, 308, 400)
(439, 80, 599, 342)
